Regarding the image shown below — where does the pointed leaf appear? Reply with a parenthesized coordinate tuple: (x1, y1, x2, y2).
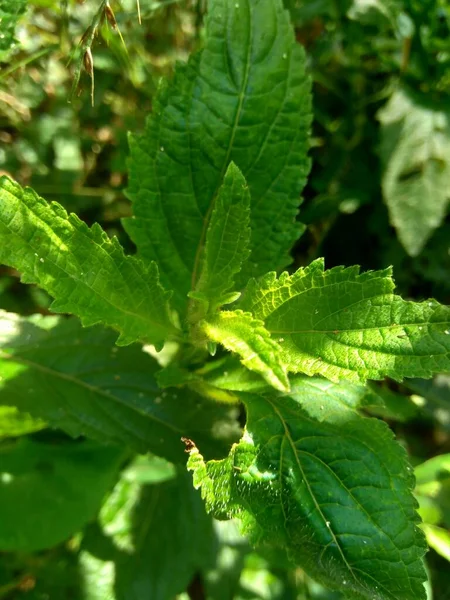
(241, 258, 450, 382)
(125, 0, 311, 312)
(0, 177, 177, 348)
(202, 310, 289, 392)
(378, 87, 450, 256)
(187, 385, 427, 600)
(0, 311, 240, 462)
(194, 162, 251, 308)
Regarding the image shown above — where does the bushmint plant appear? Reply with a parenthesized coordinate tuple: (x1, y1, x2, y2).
(1, 0, 450, 597)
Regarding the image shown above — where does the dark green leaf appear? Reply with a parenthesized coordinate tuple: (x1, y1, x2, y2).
(0, 438, 125, 552)
(188, 384, 427, 599)
(125, 0, 311, 312)
(0, 311, 240, 462)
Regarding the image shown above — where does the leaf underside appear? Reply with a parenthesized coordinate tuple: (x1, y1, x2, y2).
(240, 258, 450, 382)
(125, 0, 311, 312)
(188, 384, 427, 600)
(201, 309, 289, 392)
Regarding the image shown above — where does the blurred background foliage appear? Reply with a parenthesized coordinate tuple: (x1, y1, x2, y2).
(1, 0, 450, 598)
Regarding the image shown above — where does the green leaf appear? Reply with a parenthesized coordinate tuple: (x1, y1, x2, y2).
(378, 87, 450, 256)
(363, 382, 420, 423)
(202, 310, 290, 392)
(188, 385, 428, 599)
(0, 406, 46, 439)
(0, 311, 240, 462)
(193, 162, 251, 310)
(115, 470, 216, 600)
(125, 0, 311, 312)
(421, 524, 450, 562)
(0, 438, 125, 552)
(241, 258, 450, 382)
(0, 177, 177, 348)
(82, 462, 217, 600)
(0, 0, 27, 55)
(415, 454, 450, 489)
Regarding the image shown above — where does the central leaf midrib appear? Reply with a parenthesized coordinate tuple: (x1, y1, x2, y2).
(190, 0, 254, 290)
(266, 398, 359, 585)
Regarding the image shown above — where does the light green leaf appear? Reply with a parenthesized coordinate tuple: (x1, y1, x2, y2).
(347, 0, 401, 27)
(78, 552, 116, 600)
(241, 258, 450, 382)
(414, 453, 450, 530)
(188, 386, 427, 599)
(421, 524, 450, 562)
(415, 454, 450, 489)
(202, 310, 290, 392)
(378, 87, 450, 256)
(0, 405, 46, 439)
(193, 162, 251, 311)
(0, 438, 125, 552)
(125, 0, 311, 312)
(0, 176, 177, 348)
(0, 311, 240, 462)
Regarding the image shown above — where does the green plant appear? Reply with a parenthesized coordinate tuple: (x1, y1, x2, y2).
(1, 0, 450, 598)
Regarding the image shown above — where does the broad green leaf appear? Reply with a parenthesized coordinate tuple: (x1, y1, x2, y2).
(378, 87, 450, 256)
(0, 0, 27, 55)
(193, 162, 251, 311)
(0, 311, 240, 462)
(0, 405, 46, 439)
(0, 438, 125, 552)
(125, 0, 311, 312)
(115, 470, 216, 600)
(241, 258, 450, 382)
(82, 463, 217, 600)
(203, 520, 250, 600)
(188, 386, 427, 599)
(0, 177, 177, 348)
(202, 310, 290, 392)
